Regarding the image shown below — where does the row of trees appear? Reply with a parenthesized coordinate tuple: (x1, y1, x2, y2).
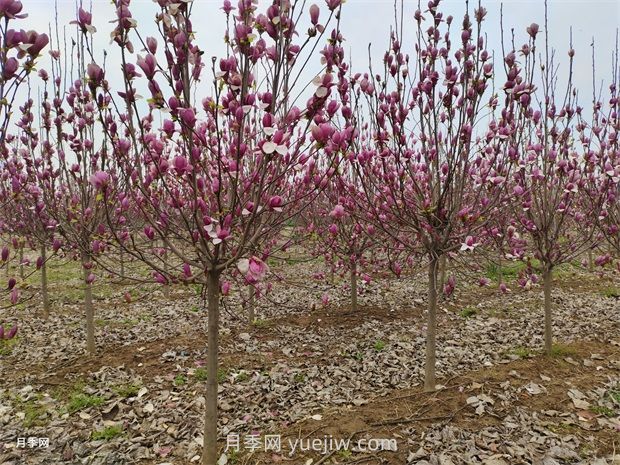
(1, 1, 618, 463)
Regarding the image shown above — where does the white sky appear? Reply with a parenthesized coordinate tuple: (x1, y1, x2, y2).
(14, 0, 620, 123)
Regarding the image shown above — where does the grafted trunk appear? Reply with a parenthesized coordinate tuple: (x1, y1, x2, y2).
(350, 259, 358, 312)
(82, 253, 95, 355)
(41, 243, 50, 319)
(202, 270, 221, 465)
(424, 256, 439, 392)
(543, 267, 553, 355)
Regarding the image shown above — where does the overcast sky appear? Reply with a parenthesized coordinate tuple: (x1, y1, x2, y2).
(16, 0, 620, 119)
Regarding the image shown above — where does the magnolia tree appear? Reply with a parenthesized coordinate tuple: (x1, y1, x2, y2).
(507, 5, 605, 354)
(81, 1, 348, 463)
(18, 23, 124, 352)
(0, 0, 48, 144)
(579, 65, 620, 264)
(1, 0, 49, 307)
(350, 0, 528, 391)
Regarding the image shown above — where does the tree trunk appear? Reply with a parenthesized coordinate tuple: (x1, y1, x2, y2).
(18, 245, 24, 280)
(82, 254, 95, 355)
(163, 245, 170, 299)
(350, 259, 358, 312)
(587, 249, 593, 272)
(247, 285, 255, 324)
(438, 254, 447, 297)
(543, 267, 553, 355)
(119, 247, 125, 281)
(424, 256, 439, 392)
(41, 243, 50, 319)
(497, 254, 504, 286)
(202, 270, 221, 465)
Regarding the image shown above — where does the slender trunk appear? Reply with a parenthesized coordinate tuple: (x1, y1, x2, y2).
(350, 260, 358, 312)
(587, 249, 593, 272)
(497, 254, 504, 286)
(163, 244, 170, 299)
(82, 254, 95, 355)
(329, 267, 335, 285)
(543, 267, 553, 355)
(438, 254, 447, 297)
(18, 246, 24, 280)
(41, 243, 50, 320)
(247, 285, 255, 324)
(424, 256, 439, 392)
(202, 270, 221, 465)
(119, 247, 125, 281)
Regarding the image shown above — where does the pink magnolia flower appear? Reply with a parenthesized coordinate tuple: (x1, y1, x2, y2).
(321, 293, 330, 306)
(153, 272, 167, 285)
(5, 324, 17, 339)
(89, 171, 110, 191)
(10, 288, 19, 305)
(268, 196, 283, 212)
(329, 204, 345, 219)
(460, 236, 479, 252)
(238, 257, 269, 284)
(221, 281, 231, 295)
(309, 4, 320, 25)
(204, 223, 231, 245)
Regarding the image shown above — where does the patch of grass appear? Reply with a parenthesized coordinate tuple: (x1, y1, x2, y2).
(67, 393, 104, 413)
(485, 261, 529, 281)
(13, 395, 48, 428)
(91, 425, 123, 441)
(601, 286, 620, 299)
(227, 448, 241, 464)
(590, 405, 615, 417)
(338, 449, 353, 459)
(121, 318, 138, 326)
(373, 340, 386, 351)
(547, 422, 578, 434)
(235, 372, 249, 382)
(252, 318, 270, 328)
(190, 305, 201, 312)
(113, 383, 141, 398)
(550, 343, 578, 358)
(459, 307, 477, 318)
(193, 368, 226, 383)
(0, 337, 19, 356)
(173, 374, 187, 386)
(95, 318, 108, 327)
(138, 314, 152, 322)
(509, 346, 534, 358)
(610, 390, 620, 403)
(293, 372, 306, 383)
(191, 284, 202, 296)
